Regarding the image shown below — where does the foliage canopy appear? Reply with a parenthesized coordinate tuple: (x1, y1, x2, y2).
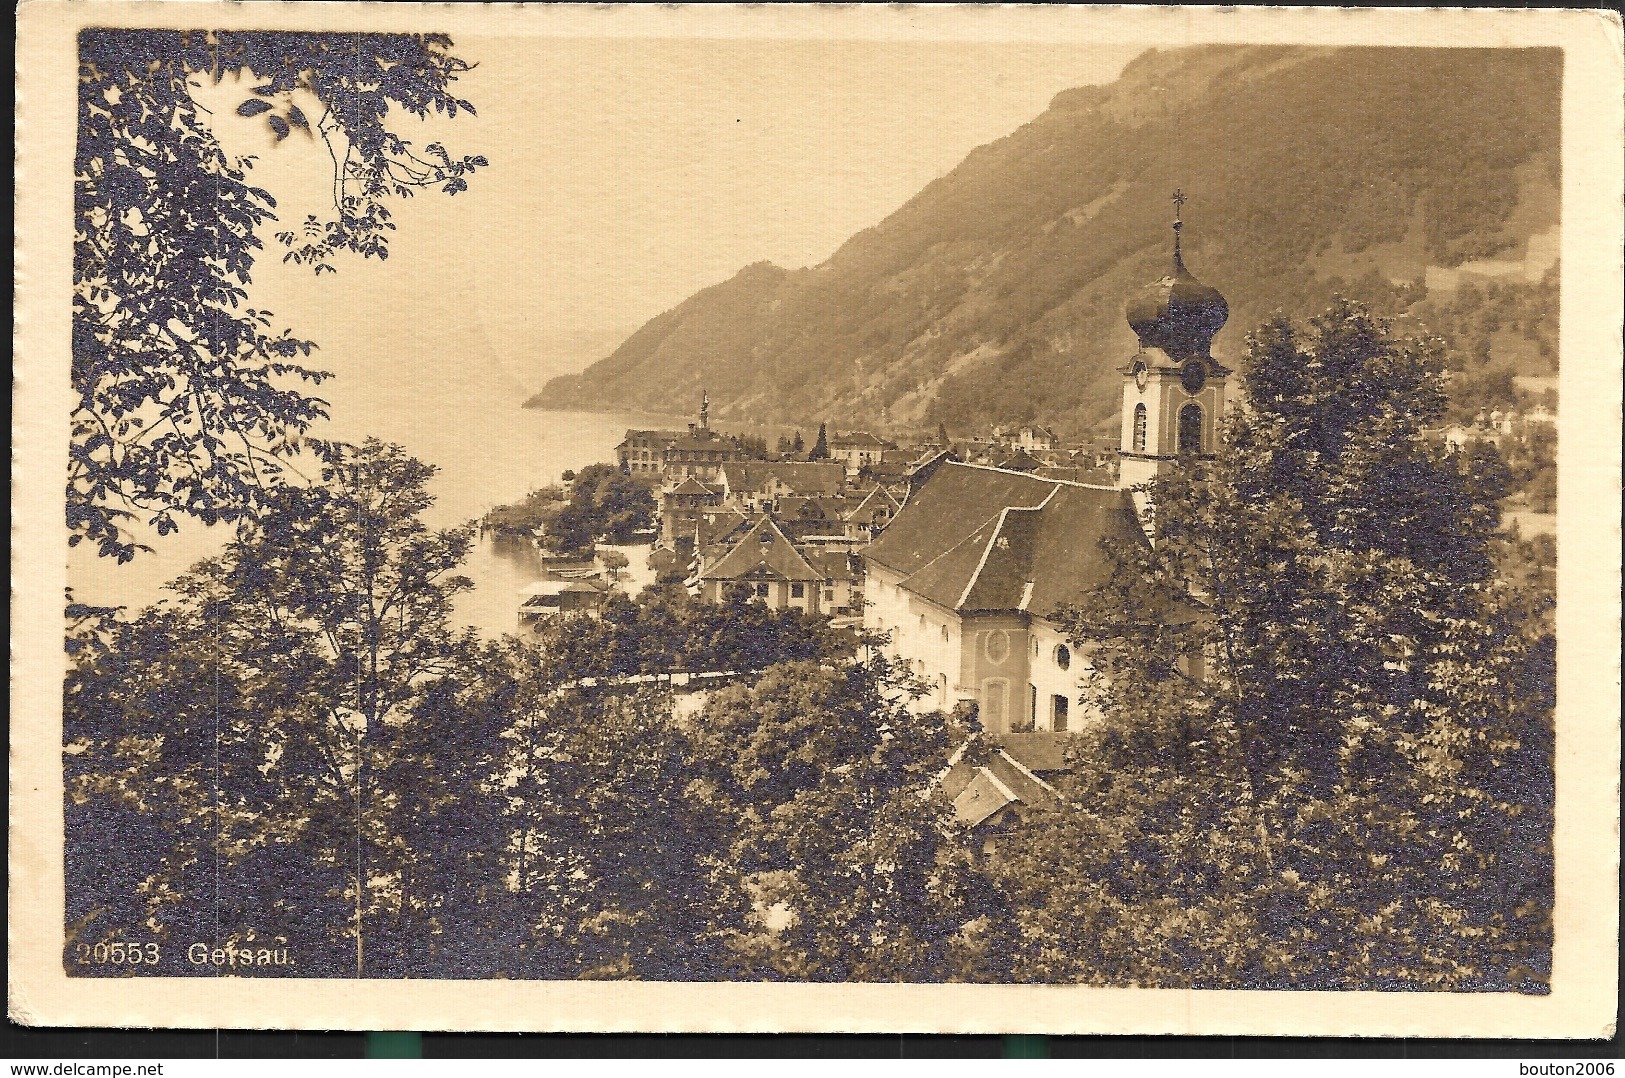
(73, 30, 484, 561)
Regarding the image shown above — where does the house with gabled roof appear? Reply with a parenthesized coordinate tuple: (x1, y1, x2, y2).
(842, 484, 901, 541)
(828, 430, 891, 474)
(717, 461, 846, 513)
(1009, 424, 1057, 452)
(692, 515, 855, 615)
(937, 735, 1062, 832)
(774, 494, 852, 541)
(993, 447, 1044, 473)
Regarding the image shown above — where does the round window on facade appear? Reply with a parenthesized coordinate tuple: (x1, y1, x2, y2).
(1054, 644, 1071, 670)
(984, 629, 1010, 665)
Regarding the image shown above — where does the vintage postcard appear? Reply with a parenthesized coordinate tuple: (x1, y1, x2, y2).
(11, 3, 1622, 1037)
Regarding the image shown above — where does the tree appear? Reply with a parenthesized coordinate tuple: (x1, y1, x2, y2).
(687, 657, 982, 980)
(73, 31, 485, 561)
(792, 430, 805, 455)
(487, 684, 728, 978)
(808, 423, 830, 461)
(546, 463, 656, 552)
(599, 549, 630, 582)
(1015, 300, 1552, 989)
(64, 439, 481, 976)
(526, 584, 859, 684)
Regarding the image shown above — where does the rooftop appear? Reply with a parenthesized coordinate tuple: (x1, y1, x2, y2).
(696, 515, 823, 583)
(863, 462, 1146, 618)
(719, 461, 845, 497)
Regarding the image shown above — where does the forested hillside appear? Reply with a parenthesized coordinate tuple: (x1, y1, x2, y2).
(532, 46, 1560, 438)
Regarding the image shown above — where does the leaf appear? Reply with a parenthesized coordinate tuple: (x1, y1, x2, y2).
(287, 105, 308, 129)
(268, 116, 290, 142)
(236, 99, 274, 117)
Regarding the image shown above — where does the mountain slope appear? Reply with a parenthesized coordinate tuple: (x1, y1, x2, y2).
(531, 46, 1561, 437)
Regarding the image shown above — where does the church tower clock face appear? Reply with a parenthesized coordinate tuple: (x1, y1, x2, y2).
(1181, 360, 1207, 395)
(1132, 359, 1149, 391)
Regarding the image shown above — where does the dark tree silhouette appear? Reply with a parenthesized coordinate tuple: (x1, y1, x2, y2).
(544, 463, 656, 552)
(73, 30, 485, 561)
(65, 440, 478, 976)
(1000, 301, 1553, 989)
(808, 423, 830, 460)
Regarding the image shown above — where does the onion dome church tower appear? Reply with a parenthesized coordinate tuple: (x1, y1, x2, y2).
(1118, 191, 1231, 489)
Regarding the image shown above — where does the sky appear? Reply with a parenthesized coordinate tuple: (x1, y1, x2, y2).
(224, 38, 1138, 403)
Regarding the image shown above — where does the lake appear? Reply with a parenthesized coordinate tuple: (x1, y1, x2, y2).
(67, 405, 689, 638)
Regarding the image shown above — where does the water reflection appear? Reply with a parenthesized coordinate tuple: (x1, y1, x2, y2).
(68, 407, 685, 637)
(452, 533, 657, 639)
(452, 533, 548, 638)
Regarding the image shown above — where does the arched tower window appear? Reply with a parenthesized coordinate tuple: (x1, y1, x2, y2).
(1132, 404, 1148, 453)
(1178, 403, 1203, 454)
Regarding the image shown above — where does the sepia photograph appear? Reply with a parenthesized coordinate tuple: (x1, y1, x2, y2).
(10, 3, 1620, 1038)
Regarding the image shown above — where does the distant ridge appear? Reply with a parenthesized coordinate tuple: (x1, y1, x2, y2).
(531, 46, 1560, 438)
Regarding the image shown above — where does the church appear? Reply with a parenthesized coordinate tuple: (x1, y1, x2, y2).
(861, 205, 1229, 736)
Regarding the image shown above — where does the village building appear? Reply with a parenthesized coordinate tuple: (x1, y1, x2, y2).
(716, 461, 846, 514)
(993, 447, 1044, 473)
(1001, 424, 1057, 452)
(827, 431, 891, 475)
(692, 515, 860, 616)
(862, 208, 1228, 740)
(1007, 422, 1059, 452)
(938, 737, 1062, 833)
(841, 484, 901, 541)
(517, 578, 609, 630)
(615, 393, 750, 482)
(616, 429, 681, 476)
(664, 426, 749, 483)
(774, 494, 853, 541)
(658, 475, 724, 549)
(668, 504, 753, 562)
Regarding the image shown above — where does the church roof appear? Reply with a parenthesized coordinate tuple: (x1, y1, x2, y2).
(863, 462, 1147, 618)
(1125, 215, 1228, 361)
